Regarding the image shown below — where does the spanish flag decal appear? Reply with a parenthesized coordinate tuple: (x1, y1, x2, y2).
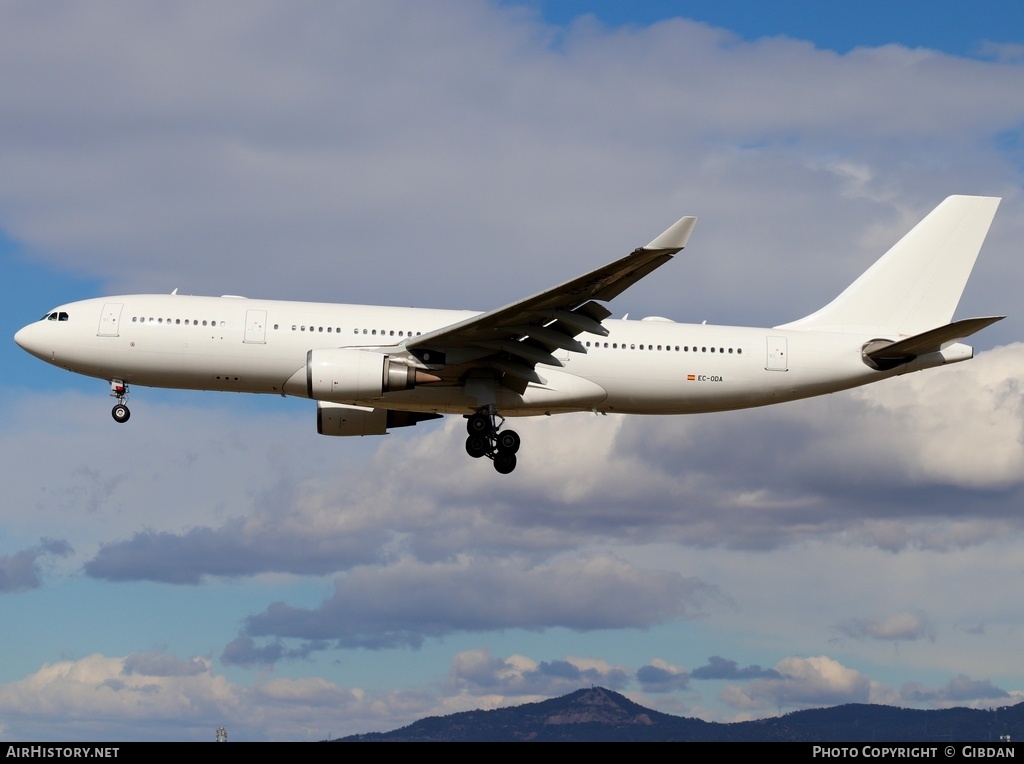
(687, 374, 696, 381)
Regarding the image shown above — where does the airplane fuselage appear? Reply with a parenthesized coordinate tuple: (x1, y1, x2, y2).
(15, 293, 969, 418)
(14, 196, 1001, 473)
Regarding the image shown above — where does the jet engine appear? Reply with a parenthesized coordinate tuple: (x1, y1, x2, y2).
(304, 348, 437, 402)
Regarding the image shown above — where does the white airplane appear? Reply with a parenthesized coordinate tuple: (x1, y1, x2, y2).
(15, 195, 1003, 474)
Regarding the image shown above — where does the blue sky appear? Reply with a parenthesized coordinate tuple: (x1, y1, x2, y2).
(2, 0, 1024, 741)
(521, 0, 1024, 57)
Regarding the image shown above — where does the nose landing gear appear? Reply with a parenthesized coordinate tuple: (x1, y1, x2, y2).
(110, 379, 131, 423)
(465, 408, 520, 474)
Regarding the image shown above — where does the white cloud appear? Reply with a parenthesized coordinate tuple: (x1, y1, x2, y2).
(838, 612, 936, 643)
(722, 656, 874, 710)
(0, 652, 238, 741)
(636, 658, 691, 693)
(849, 344, 1024, 488)
(0, 648, 439, 741)
(240, 553, 717, 650)
(447, 647, 630, 701)
(901, 674, 1014, 707)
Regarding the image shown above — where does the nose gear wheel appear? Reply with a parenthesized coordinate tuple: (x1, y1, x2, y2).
(109, 379, 131, 423)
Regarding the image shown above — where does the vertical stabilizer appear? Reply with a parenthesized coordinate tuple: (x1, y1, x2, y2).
(779, 196, 1000, 335)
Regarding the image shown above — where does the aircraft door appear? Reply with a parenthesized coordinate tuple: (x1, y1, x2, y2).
(97, 303, 123, 337)
(244, 309, 267, 344)
(766, 336, 788, 371)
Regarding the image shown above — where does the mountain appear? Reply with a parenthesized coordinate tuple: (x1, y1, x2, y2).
(335, 687, 1024, 742)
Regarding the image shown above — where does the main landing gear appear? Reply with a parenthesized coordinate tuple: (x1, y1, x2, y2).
(464, 408, 520, 474)
(110, 379, 131, 423)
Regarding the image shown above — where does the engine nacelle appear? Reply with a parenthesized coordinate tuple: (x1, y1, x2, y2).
(317, 402, 442, 436)
(305, 348, 419, 402)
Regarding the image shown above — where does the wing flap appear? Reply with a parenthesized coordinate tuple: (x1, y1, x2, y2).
(476, 339, 564, 368)
(500, 324, 587, 353)
(544, 307, 610, 337)
(489, 358, 547, 385)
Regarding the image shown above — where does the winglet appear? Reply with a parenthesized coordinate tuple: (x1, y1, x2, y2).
(645, 216, 697, 252)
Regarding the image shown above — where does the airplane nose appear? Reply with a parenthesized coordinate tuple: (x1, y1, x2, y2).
(14, 324, 38, 354)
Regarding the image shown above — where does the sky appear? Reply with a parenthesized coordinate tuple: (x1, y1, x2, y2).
(2, 0, 1024, 742)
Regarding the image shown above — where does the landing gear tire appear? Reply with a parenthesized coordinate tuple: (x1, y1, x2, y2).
(465, 434, 489, 458)
(493, 452, 517, 474)
(467, 413, 490, 435)
(496, 429, 520, 454)
(467, 407, 520, 473)
(112, 404, 131, 423)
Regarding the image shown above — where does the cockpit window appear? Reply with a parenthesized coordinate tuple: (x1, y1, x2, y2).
(39, 311, 69, 321)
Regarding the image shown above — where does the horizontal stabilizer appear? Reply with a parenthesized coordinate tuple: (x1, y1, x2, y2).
(863, 316, 1003, 369)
